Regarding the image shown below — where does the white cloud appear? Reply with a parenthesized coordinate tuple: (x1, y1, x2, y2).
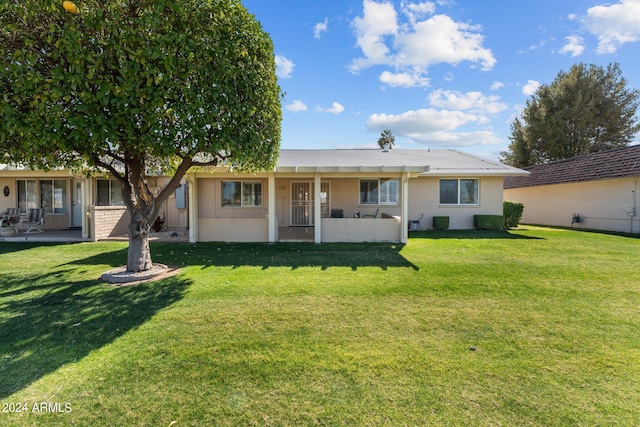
(320, 102, 345, 114)
(559, 35, 585, 57)
(286, 100, 308, 112)
(400, 1, 436, 24)
(379, 70, 430, 87)
(408, 130, 502, 147)
(394, 15, 496, 70)
(583, 0, 640, 54)
(351, 0, 398, 69)
(275, 55, 295, 79)
(350, 0, 496, 87)
(490, 81, 504, 91)
(428, 89, 507, 115)
(367, 108, 482, 134)
(366, 105, 503, 148)
(314, 18, 329, 39)
(522, 80, 541, 96)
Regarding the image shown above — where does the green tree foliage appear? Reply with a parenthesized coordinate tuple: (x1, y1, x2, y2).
(377, 129, 395, 149)
(0, 0, 281, 272)
(500, 63, 639, 167)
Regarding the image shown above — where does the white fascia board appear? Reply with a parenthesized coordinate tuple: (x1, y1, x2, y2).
(420, 169, 530, 177)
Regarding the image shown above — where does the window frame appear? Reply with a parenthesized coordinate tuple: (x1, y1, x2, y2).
(40, 179, 68, 214)
(439, 178, 480, 206)
(359, 178, 400, 206)
(221, 181, 263, 208)
(17, 179, 37, 214)
(96, 179, 124, 206)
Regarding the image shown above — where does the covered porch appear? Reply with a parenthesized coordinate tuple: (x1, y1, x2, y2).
(266, 172, 410, 243)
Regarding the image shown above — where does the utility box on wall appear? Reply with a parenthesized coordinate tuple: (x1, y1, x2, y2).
(175, 183, 187, 209)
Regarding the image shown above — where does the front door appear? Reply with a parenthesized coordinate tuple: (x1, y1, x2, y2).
(291, 182, 313, 226)
(72, 181, 82, 228)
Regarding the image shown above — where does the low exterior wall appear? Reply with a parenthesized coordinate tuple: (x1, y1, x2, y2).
(321, 217, 401, 242)
(504, 177, 639, 233)
(198, 218, 268, 242)
(90, 206, 129, 241)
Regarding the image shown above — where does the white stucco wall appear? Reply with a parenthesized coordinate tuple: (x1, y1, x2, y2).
(504, 177, 639, 233)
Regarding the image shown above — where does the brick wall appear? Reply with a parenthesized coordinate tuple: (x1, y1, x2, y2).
(90, 206, 129, 241)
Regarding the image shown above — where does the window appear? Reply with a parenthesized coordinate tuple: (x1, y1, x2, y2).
(96, 179, 124, 206)
(40, 180, 68, 213)
(360, 179, 399, 205)
(17, 179, 37, 213)
(439, 179, 479, 205)
(222, 181, 262, 207)
(320, 181, 330, 218)
(17, 179, 69, 214)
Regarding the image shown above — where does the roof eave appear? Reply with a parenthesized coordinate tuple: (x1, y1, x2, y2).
(420, 169, 530, 177)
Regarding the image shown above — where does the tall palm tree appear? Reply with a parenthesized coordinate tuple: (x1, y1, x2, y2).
(377, 129, 395, 150)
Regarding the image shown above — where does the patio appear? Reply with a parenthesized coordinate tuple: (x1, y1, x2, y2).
(0, 228, 88, 243)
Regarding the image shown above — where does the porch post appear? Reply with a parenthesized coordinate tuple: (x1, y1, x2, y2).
(186, 173, 198, 243)
(314, 174, 321, 243)
(401, 172, 409, 243)
(82, 178, 90, 240)
(268, 173, 276, 242)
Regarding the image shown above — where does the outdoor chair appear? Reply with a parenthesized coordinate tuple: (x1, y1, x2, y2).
(362, 208, 379, 219)
(2, 208, 21, 224)
(1, 208, 21, 231)
(22, 208, 46, 233)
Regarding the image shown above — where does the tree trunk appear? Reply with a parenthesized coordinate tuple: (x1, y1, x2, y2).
(127, 211, 153, 272)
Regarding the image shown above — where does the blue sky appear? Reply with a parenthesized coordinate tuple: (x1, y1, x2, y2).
(241, 0, 640, 161)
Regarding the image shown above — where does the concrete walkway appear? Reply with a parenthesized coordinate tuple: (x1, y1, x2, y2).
(0, 228, 88, 243)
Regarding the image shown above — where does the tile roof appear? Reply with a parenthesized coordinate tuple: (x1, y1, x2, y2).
(503, 145, 640, 189)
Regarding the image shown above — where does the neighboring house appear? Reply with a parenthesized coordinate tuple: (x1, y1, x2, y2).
(504, 145, 640, 234)
(0, 166, 188, 240)
(1, 148, 527, 243)
(186, 148, 528, 243)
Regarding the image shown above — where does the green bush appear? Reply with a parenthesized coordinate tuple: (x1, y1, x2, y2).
(474, 215, 504, 230)
(503, 200, 524, 228)
(432, 216, 449, 230)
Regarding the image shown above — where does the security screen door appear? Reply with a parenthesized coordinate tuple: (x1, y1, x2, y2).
(291, 182, 313, 226)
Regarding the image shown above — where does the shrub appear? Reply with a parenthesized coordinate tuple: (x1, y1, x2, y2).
(474, 215, 504, 230)
(432, 216, 449, 230)
(503, 200, 524, 228)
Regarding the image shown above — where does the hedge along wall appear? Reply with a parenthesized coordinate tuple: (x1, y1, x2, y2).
(474, 215, 504, 230)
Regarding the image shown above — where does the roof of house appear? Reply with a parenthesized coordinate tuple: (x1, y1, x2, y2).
(503, 145, 640, 189)
(276, 149, 528, 176)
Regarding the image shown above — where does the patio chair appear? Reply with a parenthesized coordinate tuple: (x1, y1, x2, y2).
(22, 208, 46, 233)
(2, 208, 21, 224)
(1, 208, 21, 232)
(362, 208, 379, 219)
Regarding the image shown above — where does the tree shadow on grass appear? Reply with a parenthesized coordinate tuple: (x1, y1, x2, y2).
(0, 263, 191, 399)
(149, 241, 420, 271)
(0, 242, 70, 257)
(409, 229, 544, 240)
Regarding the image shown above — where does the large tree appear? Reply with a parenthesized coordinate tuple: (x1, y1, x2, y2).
(0, 0, 281, 272)
(500, 63, 639, 167)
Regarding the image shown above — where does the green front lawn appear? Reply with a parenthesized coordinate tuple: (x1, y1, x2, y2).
(1, 227, 639, 426)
